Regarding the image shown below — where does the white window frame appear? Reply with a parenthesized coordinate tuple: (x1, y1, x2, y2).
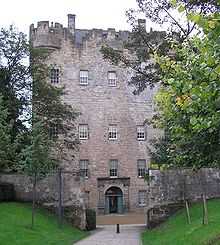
(109, 159, 118, 178)
(137, 159, 146, 178)
(79, 124, 89, 140)
(80, 70, 89, 85)
(79, 159, 89, 178)
(108, 125, 118, 140)
(108, 71, 117, 87)
(138, 190, 146, 206)
(137, 126, 146, 140)
(50, 68, 60, 84)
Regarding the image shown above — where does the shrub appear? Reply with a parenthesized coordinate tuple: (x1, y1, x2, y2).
(86, 208, 96, 230)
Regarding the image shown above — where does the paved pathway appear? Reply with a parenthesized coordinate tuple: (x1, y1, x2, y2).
(75, 224, 145, 245)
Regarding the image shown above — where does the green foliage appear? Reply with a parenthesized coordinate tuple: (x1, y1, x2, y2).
(0, 26, 30, 137)
(154, 13, 220, 168)
(101, 29, 168, 94)
(0, 26, 79, 172)
(19, 116, 57, 178)
(0, 202, 87, 244)
(142, 199, 220, 245)
(85, 209, 96, 231)
(31, 47, 80, 160)
(0, 95, 15, 170)
(101, 1, 219, 168)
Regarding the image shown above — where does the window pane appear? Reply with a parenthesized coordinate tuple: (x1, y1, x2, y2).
(137, 126, 145, 140)
(109, 159, 118, 177)
(79, 160, 89, 177)
(138, 190, 146, 205)
(79, 124, 89, 139)
(80, 70, 88, 85)
(108, 71, 116, 79)
(137, 159, 146, 177)
(50, 68, 59, 84)
(108, 125, 117, 140)
(108, 71, 117, 86)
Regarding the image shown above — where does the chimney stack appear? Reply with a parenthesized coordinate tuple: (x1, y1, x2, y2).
(138, 19, 146, 30)
(68, 14, 76, 35)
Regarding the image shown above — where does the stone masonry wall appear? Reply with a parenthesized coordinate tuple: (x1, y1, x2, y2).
(0, 173, 86, 229)
(147, 168, 220, 227)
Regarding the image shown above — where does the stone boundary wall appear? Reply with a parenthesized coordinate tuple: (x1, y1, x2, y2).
(0, 172, 86, 229)
(147, 168, 220, 227)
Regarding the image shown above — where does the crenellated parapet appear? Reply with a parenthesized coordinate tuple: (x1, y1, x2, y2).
(30, 21, 66, 49)
(29, 14, 159, 52)
(30, 14, 132, 50)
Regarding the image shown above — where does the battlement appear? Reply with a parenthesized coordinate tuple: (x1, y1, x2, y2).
(30, 20, 65, 49)
(86, 28, 129, 42)
(30, 14, 143, 50)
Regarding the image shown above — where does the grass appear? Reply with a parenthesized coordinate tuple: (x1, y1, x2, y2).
(0, 202, 88, 245)
(142, 199, 220, 245)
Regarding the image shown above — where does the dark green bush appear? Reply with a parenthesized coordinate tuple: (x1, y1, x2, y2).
(0, 183, 15, 201)
(86, 208, 96, 230)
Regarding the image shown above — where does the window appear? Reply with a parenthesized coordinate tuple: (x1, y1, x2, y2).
(108, 125, 117, 140)
(50, 68, 59, 84)
(137, 126, 145, 140)
(79, 124, 89, 140)
(137, 159, 146, 178)
(80, 70, 89, 85)
(79, 160, 89, 178)
(49, 123, 59, 139)
(109, 159, 118, 177)
(138, 190, 146, 206)
(108, 71, 117, 87)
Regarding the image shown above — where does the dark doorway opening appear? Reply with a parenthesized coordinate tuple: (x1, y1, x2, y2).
(105, 186, 123, 214)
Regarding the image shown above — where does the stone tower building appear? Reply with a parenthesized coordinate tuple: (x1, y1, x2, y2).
(30, 14, 157, 215)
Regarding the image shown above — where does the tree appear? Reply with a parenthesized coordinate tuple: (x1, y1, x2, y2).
(31, 47, 80, 163)
(152, 10, 220, 225)
(101, 0, 220, 168)
(19, 115, 57, 228)
(154, 13, 220, 168)
(0, 26, 79, 171)
(101, 0, 219, 94)
(0, 26, 30, 139)
(0, 26, 80, 226)
(0, 95, 15, 170)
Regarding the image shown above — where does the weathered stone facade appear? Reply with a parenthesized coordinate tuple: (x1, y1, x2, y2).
(149, 168, 220, 204)
(30, 15, 159, 214)
(0, 172, 86, 229)
(147, 168, 220, 227)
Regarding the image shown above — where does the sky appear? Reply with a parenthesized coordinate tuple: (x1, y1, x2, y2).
(0, 0, 143, 36)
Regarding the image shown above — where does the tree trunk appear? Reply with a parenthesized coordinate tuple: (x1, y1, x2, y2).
(181, 170, 191, 225)
(58, 168, 63, 228)
(202, 194, 208, 225)
(31, 172, 37, 229)
(199, 169, 208, 225)
(185, 200, 191, 224)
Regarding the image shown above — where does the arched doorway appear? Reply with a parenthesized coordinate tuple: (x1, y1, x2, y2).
(105, 186, 123, 214)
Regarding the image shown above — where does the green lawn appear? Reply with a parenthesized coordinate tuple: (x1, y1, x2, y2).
(0, 202, 88, 245)
(142, 199, 220, 245)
